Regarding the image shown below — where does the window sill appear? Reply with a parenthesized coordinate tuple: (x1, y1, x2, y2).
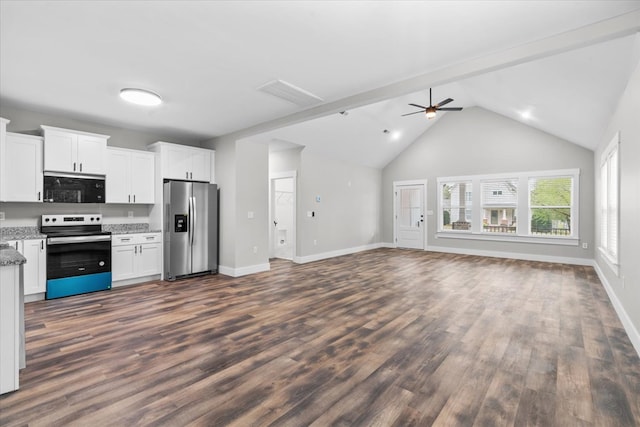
(436, 231, 579, 246)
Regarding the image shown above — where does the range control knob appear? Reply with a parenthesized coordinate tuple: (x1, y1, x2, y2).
(44, 218, 50, 222)
(52, 218, 57, 222)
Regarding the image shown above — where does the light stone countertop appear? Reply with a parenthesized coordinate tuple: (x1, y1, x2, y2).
(0, 243, 27, 266)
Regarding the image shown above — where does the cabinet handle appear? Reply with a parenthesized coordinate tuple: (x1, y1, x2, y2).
(80, 163, 83, 172)
(121, 238, 131, 242)
(186, 171, 189, 179)
(133, 194, 136, 203)
(38, 191, 41, 201)
(14, 242, 18, 250)
(190, 172, 193, 180)
(140, 245, 143, 254)
(73, 162, 76, 171)
(41, 241, 44, 250)
(128, 195, 131, 203)
(134, 246, 137, 254)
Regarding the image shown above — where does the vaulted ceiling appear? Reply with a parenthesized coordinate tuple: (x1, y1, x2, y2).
(1, 1, 639, 168)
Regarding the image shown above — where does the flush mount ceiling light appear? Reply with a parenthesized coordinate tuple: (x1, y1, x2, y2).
(119, 88, 162, 106)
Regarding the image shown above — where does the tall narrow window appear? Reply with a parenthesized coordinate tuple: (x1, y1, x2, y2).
(529, 176, 573, 236)
(440, 180, 472, 231)
(481, 178, 517, 233)
(600, 132, 619, 264)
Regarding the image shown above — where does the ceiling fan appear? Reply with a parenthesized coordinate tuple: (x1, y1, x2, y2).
(402, 88, 463, 119)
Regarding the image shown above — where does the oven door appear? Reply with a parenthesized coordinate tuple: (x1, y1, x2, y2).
(46, 235, 112, 299)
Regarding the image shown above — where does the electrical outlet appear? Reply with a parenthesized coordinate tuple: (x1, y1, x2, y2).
(582, 242, 588, 249)
(128, 211, 134, 218)
(313, 239, 317, 246)
(0, 212, 5, 221)
(253, 246, 258, 254)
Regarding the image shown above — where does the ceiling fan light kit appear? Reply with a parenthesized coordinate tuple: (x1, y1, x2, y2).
(402, 88, 462, 119)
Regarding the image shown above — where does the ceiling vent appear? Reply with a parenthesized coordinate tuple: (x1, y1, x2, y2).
(257, 79, 323, 107)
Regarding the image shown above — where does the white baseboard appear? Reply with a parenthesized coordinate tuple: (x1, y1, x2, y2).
(219, 262, 270, 278)
(293, 243, 386, 264)
(592, 261, 640, 358)
(426, 245, 593, 266)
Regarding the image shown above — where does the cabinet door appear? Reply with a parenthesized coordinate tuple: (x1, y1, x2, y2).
(3, 135, 43, 202)
(76, 135, 106, 174)
(130, 152, 155, 204)
(164, 145, 191, 180)
(106, 149, 131, 203)
(111, 245, 137, 281)
(190, 150, 210, 182)
(21, 239, 46, 295)
(44, 130, 76, 173)
(138, 243, 162, 276)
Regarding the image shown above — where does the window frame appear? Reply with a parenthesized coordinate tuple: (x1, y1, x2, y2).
(437, 169, 580, 246)
(599, 132, 620, 272)
(438, 178, 474, 233)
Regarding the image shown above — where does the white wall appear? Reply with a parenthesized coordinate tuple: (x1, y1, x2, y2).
(297, 150, 382, 259)
(594, 60, 640, 353)
(382, 107, 595, 263)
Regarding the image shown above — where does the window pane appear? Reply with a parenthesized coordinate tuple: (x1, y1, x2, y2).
(608, 150, 618, 257)
(529, 177, 572, 207)
(399, 188, 421, 228)
(481, 179, 517, 233)
(600, 163, 608, 251)
(530, 208, 571, 235)
(441, 181, 472, 231)
(529, 176, 573, 237)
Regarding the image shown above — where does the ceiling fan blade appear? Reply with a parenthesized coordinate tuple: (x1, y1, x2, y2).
(408, 103, 428, 109)
(437, 107, 463, 111)
(435, 98, 453, 108)
(402, 110, 426, 116)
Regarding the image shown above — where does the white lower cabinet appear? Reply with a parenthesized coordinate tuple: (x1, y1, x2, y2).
(5, 239, 46, 296)
(112, 233, 162, 281)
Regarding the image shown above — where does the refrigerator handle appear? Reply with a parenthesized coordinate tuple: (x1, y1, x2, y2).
(189, 196, 195, 247)
(192, 195, 197, 246)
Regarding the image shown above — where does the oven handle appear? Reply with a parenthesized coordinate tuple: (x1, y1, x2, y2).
(47, 235, 112, 245)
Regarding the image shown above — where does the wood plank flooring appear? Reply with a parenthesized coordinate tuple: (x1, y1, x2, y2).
(1, 249, 639, 426)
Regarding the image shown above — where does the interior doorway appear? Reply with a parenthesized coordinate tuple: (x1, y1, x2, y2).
(394, 180, 427, 250)
(269, 171, 297, 260)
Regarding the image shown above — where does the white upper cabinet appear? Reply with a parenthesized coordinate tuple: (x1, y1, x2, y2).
(106, 147, 155, 204)
(0, 132, 43, 202)
(41, 125, 109, 175)
(147, 141, 214, 183)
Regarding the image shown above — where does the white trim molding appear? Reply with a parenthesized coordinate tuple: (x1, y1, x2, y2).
(426, 245, 593, 266)
(294, 243, 386, 264)
(219, 263, 271, 278)
(593, 262, 640, 358)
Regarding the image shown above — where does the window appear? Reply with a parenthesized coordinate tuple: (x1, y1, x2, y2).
(482, 178, 517, 233)
(438, 169, 579, 244)
(600, 132, 619, 265)
(528, 176, 573, 236)
(440, 180, 472, 231)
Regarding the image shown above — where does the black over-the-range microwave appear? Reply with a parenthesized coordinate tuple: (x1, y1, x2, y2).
(43, 173, 105, 203)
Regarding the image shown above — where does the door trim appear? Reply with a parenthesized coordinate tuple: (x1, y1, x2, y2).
(393, 179, 428, 250)
(269, 171, 297, 260)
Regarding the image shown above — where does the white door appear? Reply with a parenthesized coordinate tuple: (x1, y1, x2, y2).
(269, 173, 296, 260)
(395, 183, 426, 249)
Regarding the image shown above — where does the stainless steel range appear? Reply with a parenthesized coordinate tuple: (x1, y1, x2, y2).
(41, 214, 112, 299)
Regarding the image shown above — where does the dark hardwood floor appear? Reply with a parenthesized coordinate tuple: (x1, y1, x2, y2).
(1, 249, 639, 426)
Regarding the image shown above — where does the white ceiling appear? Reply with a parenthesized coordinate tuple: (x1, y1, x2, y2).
(1, 1, 640, 168)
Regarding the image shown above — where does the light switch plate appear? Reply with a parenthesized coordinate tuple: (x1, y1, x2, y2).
(0, 212, 5, 220)
(248, 211, 254, 219)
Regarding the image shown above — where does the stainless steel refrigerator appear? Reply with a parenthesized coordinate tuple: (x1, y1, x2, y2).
(164, 181, 218, 280)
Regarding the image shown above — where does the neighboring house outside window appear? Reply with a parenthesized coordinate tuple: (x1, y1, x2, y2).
(481, 178, 518, 233)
